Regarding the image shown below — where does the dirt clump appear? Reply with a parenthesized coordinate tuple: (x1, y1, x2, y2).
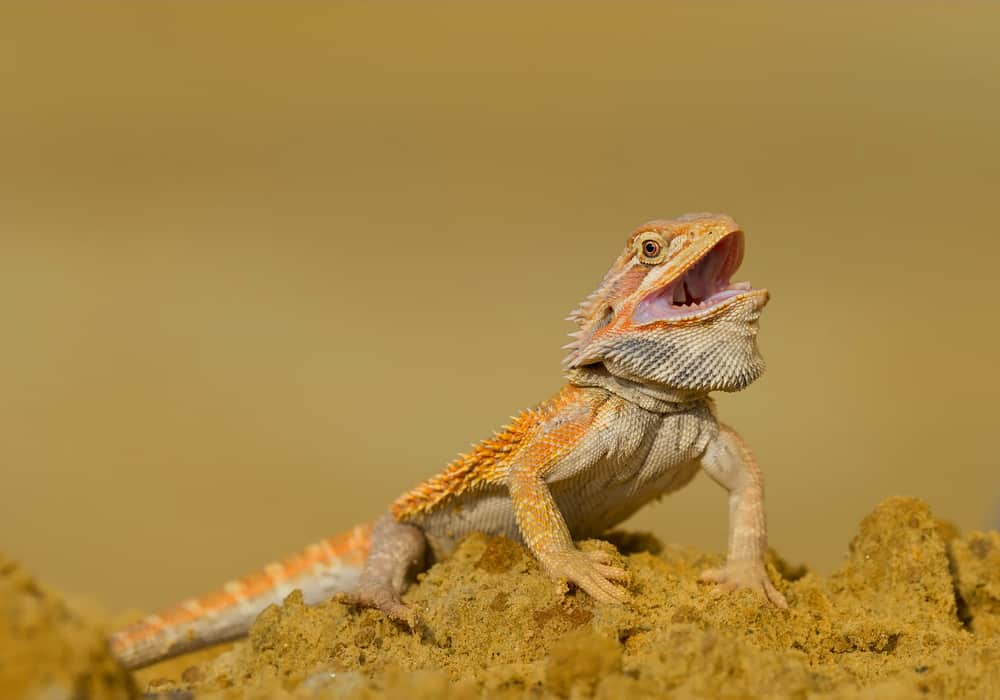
(0, 555, 134, 700)
(9, 496, 1000, 699)
(950, 529, 1000, 637)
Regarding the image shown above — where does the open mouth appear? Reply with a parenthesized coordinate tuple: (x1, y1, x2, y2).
(633, 232, 755, 324)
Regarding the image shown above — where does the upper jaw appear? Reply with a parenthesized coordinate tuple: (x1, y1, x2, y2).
(632, 231, 764, 324)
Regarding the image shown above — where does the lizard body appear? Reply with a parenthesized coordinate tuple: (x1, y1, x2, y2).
(110, 213, 786, 670)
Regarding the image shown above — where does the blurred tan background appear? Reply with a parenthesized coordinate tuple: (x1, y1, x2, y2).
(1, 2, 998, 612)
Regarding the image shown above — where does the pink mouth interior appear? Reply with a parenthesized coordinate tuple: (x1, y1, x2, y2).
(633, 232, 751, 323)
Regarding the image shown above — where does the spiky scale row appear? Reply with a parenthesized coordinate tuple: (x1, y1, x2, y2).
(390, 385, 590, 519)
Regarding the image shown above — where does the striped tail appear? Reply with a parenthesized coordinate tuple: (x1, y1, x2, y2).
(108, 523, 372, 670)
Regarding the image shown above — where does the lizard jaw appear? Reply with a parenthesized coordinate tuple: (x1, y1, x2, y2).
(632, 232, 763, 324)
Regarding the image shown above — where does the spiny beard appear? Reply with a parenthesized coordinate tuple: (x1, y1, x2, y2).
(566, 298, 767, 394)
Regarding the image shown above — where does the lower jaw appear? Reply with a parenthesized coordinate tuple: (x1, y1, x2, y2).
(635, 292, 767, 324)
(634, 283, 763, 324)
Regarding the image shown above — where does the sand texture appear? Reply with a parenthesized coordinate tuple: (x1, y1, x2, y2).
(0, 556, 134, 700)
(3, 497, 999, 699)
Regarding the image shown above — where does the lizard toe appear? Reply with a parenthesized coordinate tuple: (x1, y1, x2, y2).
(579, 550, 630, 584)
(336, 589, 418, 627)
(582, 575, 629, 604)
(583, 550, 615, 565)
(762, 579, 789, 609)
(699, 562, 787, 609)
(592, 563, 631, 583)
(569, 561, 629, 603)
(544, 547, 630, 604)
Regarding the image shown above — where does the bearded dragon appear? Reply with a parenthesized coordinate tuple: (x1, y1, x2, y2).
(109, 213, 787, 670)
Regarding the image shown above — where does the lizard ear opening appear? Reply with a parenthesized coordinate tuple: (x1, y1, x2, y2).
(562, 305, 615, 369)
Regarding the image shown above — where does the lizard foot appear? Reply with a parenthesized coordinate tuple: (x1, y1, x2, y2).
(336, 588, 418, 627)
(544, 547, 630, 604)
(699, 561, 788, 608)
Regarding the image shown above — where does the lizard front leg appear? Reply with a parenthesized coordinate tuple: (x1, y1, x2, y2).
(698, 424, 787, 607)
(338, 513, 426, 624)
(509, 462, 630, 603)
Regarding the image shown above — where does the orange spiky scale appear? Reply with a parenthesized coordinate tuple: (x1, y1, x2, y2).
(390, 385, 597, 520)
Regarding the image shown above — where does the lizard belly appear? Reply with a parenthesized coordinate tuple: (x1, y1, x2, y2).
(409, 397, 717, 556)
(553, 400, 717, 538)
(415, 487, 521, 560)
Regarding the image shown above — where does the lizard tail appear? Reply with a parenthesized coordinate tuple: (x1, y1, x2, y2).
(108, 523, 372, 670)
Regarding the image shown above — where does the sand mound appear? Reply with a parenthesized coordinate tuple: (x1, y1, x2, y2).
(0, 556, 134, 700)
(6, 497, 1000, 699)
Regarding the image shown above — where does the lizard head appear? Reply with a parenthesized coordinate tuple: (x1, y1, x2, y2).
(563, 213, 768, 394)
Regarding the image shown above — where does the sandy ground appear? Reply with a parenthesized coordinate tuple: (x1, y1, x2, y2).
(2, 496, 998, 699)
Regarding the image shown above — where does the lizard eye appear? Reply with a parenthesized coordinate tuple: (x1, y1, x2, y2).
(636, 233, 668, 264)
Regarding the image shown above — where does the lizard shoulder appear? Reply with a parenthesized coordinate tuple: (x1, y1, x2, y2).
(390, 385, 601, 520)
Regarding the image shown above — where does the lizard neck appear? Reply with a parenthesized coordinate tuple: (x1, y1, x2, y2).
(564, 365, 707, 413)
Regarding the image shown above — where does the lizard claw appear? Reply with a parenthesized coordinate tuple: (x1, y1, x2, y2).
(544, 547, 630, 603)
(699, 561, 788, 608)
